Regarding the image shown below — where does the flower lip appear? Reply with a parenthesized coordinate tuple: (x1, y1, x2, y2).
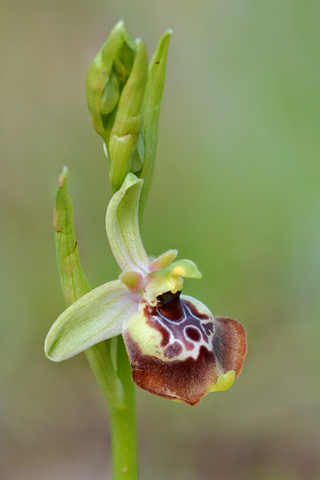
(123, 292, 247, 405)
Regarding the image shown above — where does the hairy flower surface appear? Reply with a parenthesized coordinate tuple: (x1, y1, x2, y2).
(45, 173, 247, 405)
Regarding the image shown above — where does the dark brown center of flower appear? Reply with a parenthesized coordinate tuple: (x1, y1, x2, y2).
(156, 290, 182, 320)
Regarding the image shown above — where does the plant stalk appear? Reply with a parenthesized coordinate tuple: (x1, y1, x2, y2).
(109, 337, 138, 480)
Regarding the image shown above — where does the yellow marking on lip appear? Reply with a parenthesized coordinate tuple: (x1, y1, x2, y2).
(208, 370, 235, 393)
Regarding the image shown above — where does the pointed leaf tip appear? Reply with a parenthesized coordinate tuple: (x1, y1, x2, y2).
(115, 19, 125, 29)
(57, 166, 69, 189)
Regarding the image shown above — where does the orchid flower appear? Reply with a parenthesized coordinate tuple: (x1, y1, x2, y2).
(45, 173, 247, 406)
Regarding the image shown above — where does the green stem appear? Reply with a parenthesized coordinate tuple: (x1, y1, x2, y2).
(53, 167, 138, 480)
(109, 337, 138, 480)
(86, 339, 138, 479)
(85, 340, 124, 409)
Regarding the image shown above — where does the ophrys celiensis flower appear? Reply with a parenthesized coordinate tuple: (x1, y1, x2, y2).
(45, 173, 247, 406)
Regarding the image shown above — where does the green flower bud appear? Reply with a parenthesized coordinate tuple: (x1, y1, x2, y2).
(86, 21, 136, 141)
(108, 39, 148, 190)
(86, 22, 172, 216)
(86, 21, 150, 192)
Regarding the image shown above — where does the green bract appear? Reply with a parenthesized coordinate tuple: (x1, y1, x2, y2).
(45, 173, 247, 406)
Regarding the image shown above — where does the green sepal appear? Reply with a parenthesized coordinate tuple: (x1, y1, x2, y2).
(109, 39, 148, 191)
(139, 29, 172, 222)
(106, 173, 149, 274)
(86, 20, 136, 144)
(45, 279, 138, 362)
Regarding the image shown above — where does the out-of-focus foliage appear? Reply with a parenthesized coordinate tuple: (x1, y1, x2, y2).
(1, 0, 319, 479)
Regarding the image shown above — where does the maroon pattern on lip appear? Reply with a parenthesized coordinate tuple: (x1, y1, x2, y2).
(123, 292, 247, 405)
(124, 335, 219, 406)
(164, 342, 183, 358)
(144, 292, 213, 356)
(186, 327, 201, 341)
(214, 317, 247, 377)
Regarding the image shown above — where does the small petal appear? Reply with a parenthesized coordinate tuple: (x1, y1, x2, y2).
(45, 280, 139, 362)
(149, 249, 178, 271)
(106, 173, 150, 275)
(123, 292, 246, 406)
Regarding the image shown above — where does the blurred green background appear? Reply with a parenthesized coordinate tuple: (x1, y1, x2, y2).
(1, 0, 320, 479)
